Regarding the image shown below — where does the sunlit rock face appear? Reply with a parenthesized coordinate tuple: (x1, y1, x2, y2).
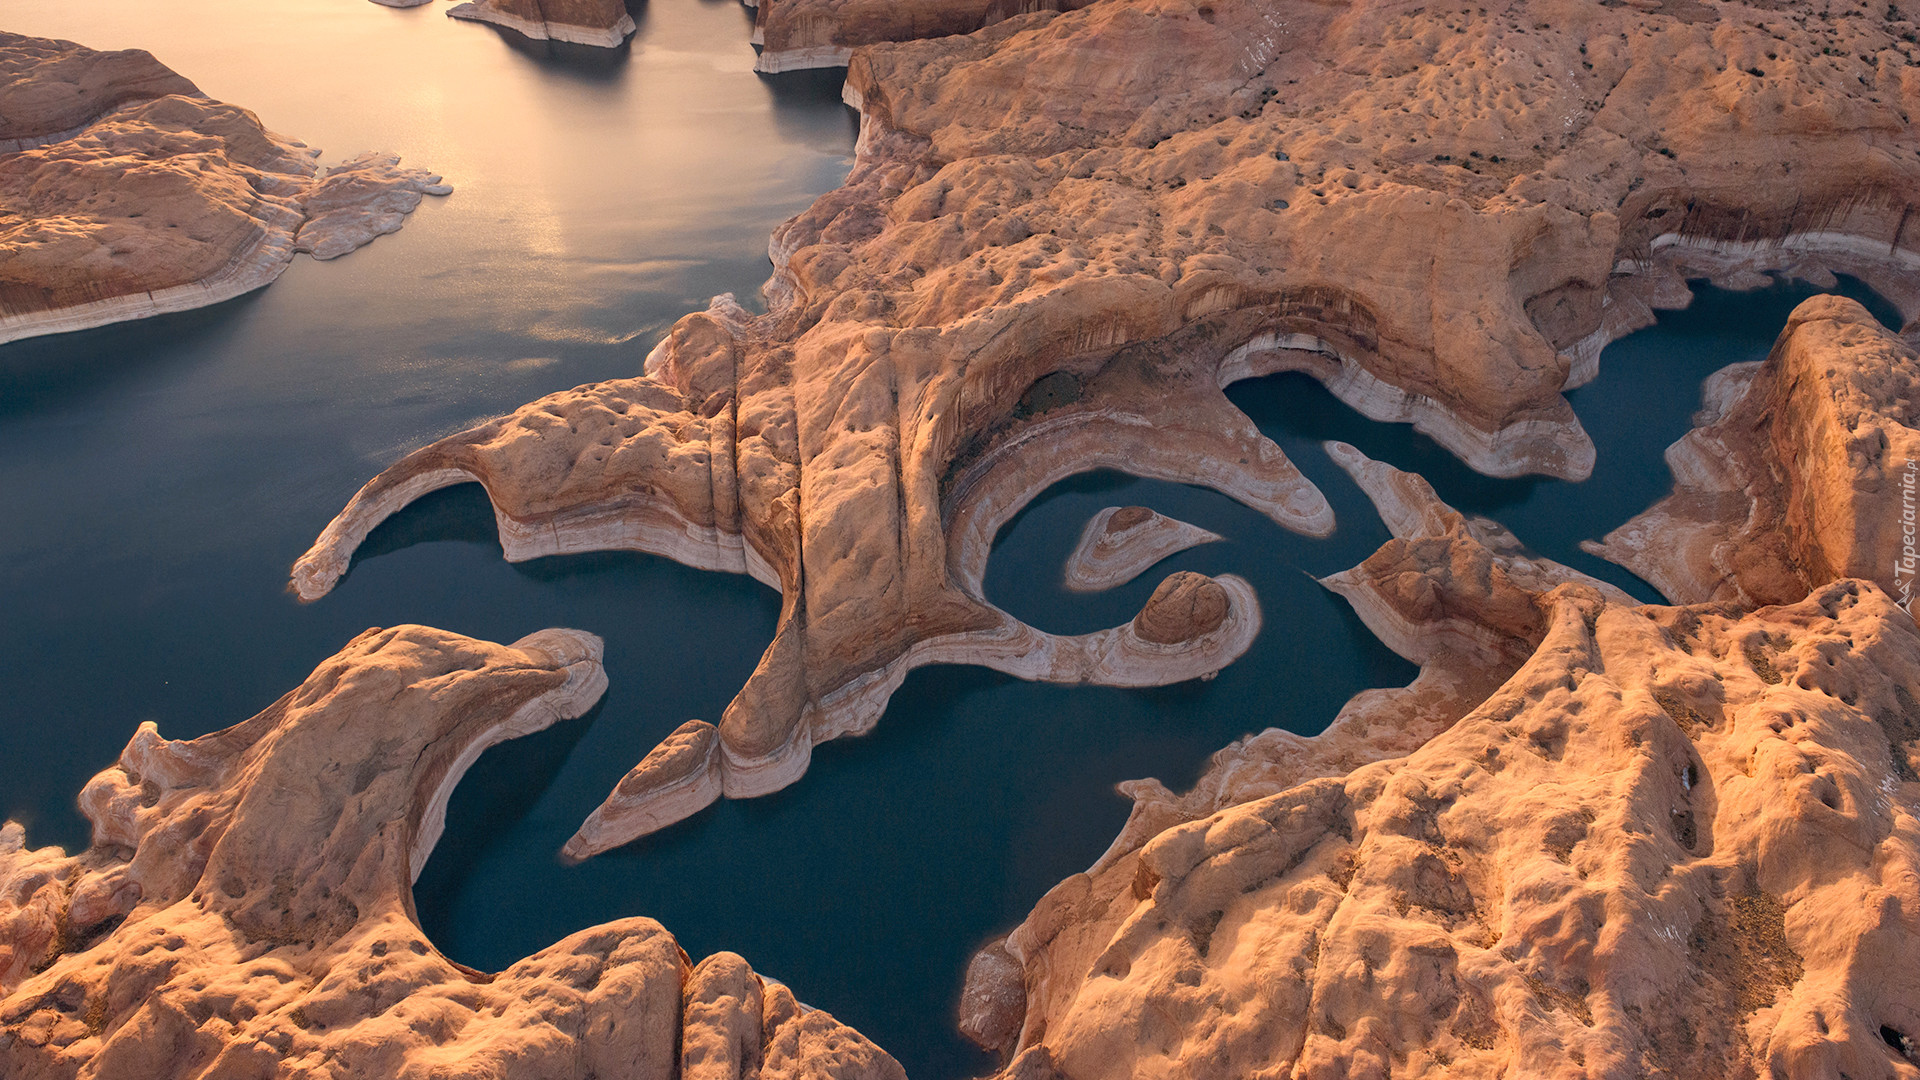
(1593, 295, 1920, 610)
(0, 626, 902, 1080)
(445, 0, 638, 49)
(0, 32, 449, 346)
(965, 297, 1920, 1077)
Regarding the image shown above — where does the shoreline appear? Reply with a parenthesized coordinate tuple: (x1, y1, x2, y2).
(0, 211, 300, 347)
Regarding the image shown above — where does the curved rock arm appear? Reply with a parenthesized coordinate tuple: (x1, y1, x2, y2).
(297, 289, 1324, 856)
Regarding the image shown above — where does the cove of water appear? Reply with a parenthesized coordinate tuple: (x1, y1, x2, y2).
(0, 4, 1903, 1076)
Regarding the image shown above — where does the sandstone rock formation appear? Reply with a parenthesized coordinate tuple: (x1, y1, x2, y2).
(0, 626, 902, 1080)
(976, 573, 1920, 1079)
(1063, 506, 1220, 593)
(298, 0, 1920, 874)
(0, 32, 449, 346)
(1061, 442, 1634, 886)
(959, 444, 1920, 1078)
(446, 0, 637, 48)
(295, 152, 455, 261)
(293, 282, 1301, 854)
(0, 31, 197, 153)
(1590, 295, 1920, 612)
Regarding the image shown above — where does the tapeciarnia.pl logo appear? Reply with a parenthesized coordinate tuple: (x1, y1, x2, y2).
(1898, 457, 1918, 617)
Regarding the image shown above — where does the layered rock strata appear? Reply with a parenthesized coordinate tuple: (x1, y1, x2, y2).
(446, 0, 638, 48)
(964, 470, 1920, 1078)
(1590, 295, 1920, 611)
(0, 626, 901, 1080)
(1063, 506, 1220, 593)
(300, 0, 1920, 858)
(0, 32, 448, 346)
(748, 0, 1096, 74)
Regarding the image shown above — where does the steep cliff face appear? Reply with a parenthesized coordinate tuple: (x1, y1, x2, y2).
(0, 627, 901, 1080)
(1592, 295, 1920, 611)
(0, 33, 449, 345)
(445, 0, 638, 49)
(299, 0, 1920, 860)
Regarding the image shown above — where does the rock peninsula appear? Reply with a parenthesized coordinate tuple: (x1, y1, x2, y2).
(950, 421, 1920, 1077)
(975, 562, 1920, 1079)
(0, 626, 901, 1080)
(0, 32, 449, 346)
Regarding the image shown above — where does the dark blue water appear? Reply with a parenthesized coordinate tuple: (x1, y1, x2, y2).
(0, 4, 1904, 1075)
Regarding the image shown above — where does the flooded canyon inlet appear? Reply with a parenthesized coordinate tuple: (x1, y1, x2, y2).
(3, 2, 1917, 1079)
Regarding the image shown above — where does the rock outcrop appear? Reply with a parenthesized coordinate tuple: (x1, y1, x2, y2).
(0, 31, 197, 152)
(0, 626, 901, 1080)
(1063, 506, 1220, 593)
(297, 0, 1920, 858)
(979, 570, 1920, 1080)
(1590, 295, 1920, 612)
(446, 0, 637, 48)
(962, 443, 1920, 1078)
(1130, 571, 1229, 645)
(0, 32, 448, 346)
(1063, 443, 1634, 890)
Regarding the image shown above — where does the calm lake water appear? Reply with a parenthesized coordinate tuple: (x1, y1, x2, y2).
(0, 3, 1902, 1075)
